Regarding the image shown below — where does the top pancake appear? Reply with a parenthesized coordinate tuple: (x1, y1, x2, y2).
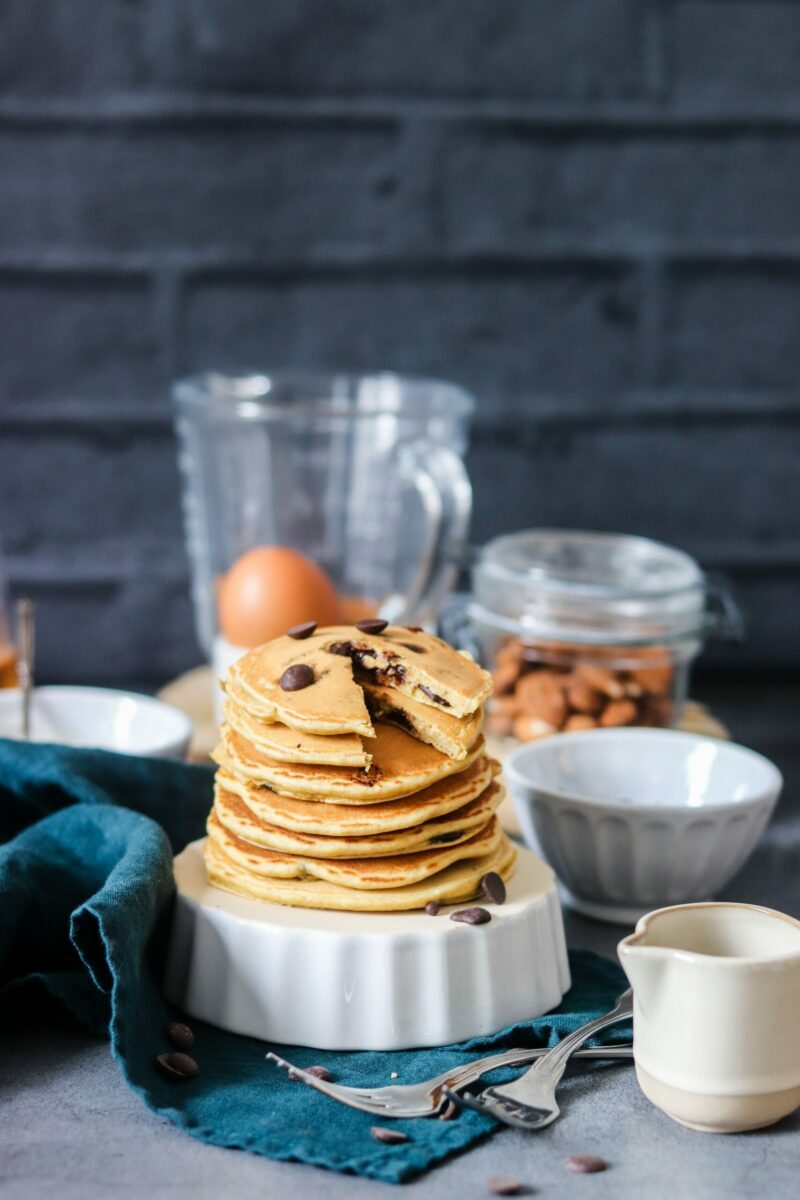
(363, 681, 482, 761)
(229, 625, 492, 735)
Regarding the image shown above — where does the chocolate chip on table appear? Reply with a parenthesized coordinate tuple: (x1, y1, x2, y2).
(287, 621, 317, 640)
(424, 901, 440, 916)
(279, 663, 315, 691)
(450, 907, 491, 926)
(166, 1022, 194, 1050)
(487, 1179, 523, 1196)
(566, 1154, 607, 1174)
(480, 872, 507, 905)
(370, 1126, 410, 1144)
(156, 1052, 199, 1080)
(289, 1065, 333, 1082)
(356, 618, 388, 634)
(438, 1098, 459, 1120)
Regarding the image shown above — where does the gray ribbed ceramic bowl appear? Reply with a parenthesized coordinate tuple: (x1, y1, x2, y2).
(506, 729, 782, 925)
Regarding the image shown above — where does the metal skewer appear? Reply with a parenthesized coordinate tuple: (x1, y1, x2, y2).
(16, 597, 35, 740)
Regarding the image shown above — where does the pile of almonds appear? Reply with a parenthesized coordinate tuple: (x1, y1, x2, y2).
(486, 638, 675, 741)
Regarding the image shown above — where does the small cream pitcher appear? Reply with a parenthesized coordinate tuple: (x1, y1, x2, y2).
(619, 902, 800, 1133)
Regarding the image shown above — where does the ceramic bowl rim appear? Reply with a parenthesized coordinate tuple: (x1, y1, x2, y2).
(0, 684, 193, 756)
(505, 727, 783, 818)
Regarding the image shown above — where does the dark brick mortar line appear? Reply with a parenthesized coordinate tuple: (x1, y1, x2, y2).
(1, 95, 800, 130)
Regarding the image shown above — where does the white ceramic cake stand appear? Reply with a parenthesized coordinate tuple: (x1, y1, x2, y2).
(163, 839, 570, 1051)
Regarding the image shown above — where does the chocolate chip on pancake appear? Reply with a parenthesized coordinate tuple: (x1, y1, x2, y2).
(287, 621, 318, 639)
(356, 618, 388, 634)
(280, 663, 315, 691)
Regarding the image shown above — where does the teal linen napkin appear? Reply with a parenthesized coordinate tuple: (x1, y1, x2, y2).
(0, 739, 631, 1184)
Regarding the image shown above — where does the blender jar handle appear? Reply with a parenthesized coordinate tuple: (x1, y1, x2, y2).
(395, 440, 472, 626)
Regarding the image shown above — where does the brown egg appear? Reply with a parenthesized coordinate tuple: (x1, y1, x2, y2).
(218, 546, 341, 647)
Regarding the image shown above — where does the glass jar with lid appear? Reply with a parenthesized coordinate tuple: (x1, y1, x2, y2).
(466, 530, 740, 743)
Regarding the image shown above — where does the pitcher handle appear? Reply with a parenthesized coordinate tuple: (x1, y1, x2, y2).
(392, 440, 472, 627)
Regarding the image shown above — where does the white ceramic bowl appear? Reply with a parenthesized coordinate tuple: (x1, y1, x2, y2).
(0, 686, 193, 758)
(506, 729, 782, 925)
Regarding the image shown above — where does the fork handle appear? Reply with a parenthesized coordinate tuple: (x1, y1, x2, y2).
(518, 988, 633, 1085)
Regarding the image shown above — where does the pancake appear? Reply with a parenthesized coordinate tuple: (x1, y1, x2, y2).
(222, 698, 369, 767)
(363, 681, 482, 760)
(213, 777, 504, 858)
(207, 809, 502, 888)
(216, 755, 499, 836)
(230, 639, 374, 736)
(204, 828, 517, 911)
(213, 721, 485, 803)
(229, 626, 492, 733)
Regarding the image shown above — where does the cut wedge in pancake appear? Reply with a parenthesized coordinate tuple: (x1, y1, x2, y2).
(213, 777, 504, 859)
(207, 810, 502, 889)
(228, 626, 491, 733)
(214, 721, 485, 804)
(363, 681, 481, 761)
(222, 698, 369, 767)
(204, 829, 517, 911)
(229, 641, 374, 737)
(216, 755, 499, 836)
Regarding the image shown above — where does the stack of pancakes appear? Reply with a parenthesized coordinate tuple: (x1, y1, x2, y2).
(206, 623, 518, 911)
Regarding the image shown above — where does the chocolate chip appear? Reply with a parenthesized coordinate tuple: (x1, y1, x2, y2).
(279, 663, 315, 691)
(424, 901, 440, 916)
(430, 831, 463, 845)
(406, 625, 423, 632)
(438, 1098, 459, 1120)
(370, 1126, 409, 1144)
(418, 684, 450, 707)
(400, 642, 426, 654)
(290, 1065, 333, 1082)
(287, 621, 317, 639)
(450, 907, 491, 926)
(356, 618, 388, 634)
(166, 1022, 194, 1050)
(327, 640, 354, 657)
(480, 872, 507, 905)
(487, 1179, 523, 1196)
(566, 1154, 607, 1174)
(156, 1052, 199, 1080)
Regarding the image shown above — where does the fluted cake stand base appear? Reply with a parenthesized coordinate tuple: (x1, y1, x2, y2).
(164, 838, 570, 1051)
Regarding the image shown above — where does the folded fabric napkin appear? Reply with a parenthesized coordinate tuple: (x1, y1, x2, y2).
(0, 739, 631, 1184)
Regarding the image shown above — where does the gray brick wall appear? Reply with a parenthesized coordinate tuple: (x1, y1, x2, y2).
(1, 1, 799, 685)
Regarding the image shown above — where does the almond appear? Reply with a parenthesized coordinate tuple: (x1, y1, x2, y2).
(599, 698, 639, 727)
(512, 714, 557, 742)
(515, 671, 567, 727)
(574, 664, 625, 699)
(563, 714, 598, 732)
(492, 661, 521, 696)
(564, 678, 604, 715)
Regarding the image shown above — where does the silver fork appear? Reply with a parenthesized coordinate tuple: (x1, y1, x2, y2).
(444, 988, 633, 1130)
(266, 1042, 631, 1120)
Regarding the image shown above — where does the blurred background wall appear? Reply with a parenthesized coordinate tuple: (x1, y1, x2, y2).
(1, 1, 799, 686)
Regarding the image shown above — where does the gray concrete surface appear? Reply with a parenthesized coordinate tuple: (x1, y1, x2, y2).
(1, 679, 798, 1197)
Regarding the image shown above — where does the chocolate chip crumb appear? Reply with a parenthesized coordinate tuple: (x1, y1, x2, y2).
(480, 872, 507, 905)
(450, 907, 491, 926)
(370, 1126, 409, 1144)
(156, 1052, 199, 1080)
(418, 683, 451, 707)
(566, 1154, 607, 1174)
(289, 1065, 333, 1082)
(356, 618, 388, 634)
(425, 901, 441, 916)
(438, 1099, 459, 1120)
(279, 663, 315, 691)
(487, 1179, 523, 1196)
(166, 1022, 194, 1050)
(287, 621, 317, 639)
